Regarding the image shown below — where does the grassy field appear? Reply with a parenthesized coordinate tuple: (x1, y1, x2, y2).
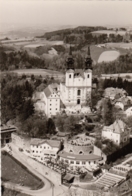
(83, 45, 127, 63)
(1, 152, 44, 190)
(2, 188, 30, 196)
(98, 50, 120, 63)
(11, 68, 64, 78)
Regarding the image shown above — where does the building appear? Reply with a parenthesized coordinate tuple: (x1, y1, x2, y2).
(33, 46, 93, 116)
(60, 46, 92, 107)
(33, 83, 60, 117)
(102, 119, 130, 146)
(30, 139, 61, 162)
(1, 124, 17, 146)
(43, 83, 60, 117)
(58, 134, 101, 169)
(104, 87, 127, 100)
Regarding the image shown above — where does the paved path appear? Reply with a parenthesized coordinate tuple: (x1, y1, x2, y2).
(3, 144, 68, 196)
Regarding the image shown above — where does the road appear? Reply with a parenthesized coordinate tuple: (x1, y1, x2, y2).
(3, 143, 68, 196)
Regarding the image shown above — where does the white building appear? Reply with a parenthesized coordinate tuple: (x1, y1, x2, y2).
(125, 107, 132, 117)
(43, 83, 60, 117)
(30, 138, 61, 162)
(33, 83, 60, 117)
(33, 46, 93, 116)
(102, 119, 130, 146)
(60, 46, 92, 107)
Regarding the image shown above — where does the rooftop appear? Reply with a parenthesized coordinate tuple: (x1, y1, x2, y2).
(58, 150, 101, 161)
(103, 119, 127, 134)
(30, 138, 61, 148)
(44, 83, 59, 98)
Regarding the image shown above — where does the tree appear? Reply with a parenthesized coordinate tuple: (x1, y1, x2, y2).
(102, 99, 114, 126)
(47, 118, 56, 134)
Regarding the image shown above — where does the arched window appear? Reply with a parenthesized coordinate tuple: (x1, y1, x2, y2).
(79, 151, 83, 154)
(77, 89, 81, 96)
(69, 74, 71, 78)
(87, 74, 89, 78)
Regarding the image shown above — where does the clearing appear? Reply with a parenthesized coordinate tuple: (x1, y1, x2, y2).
(11, 69, 64, 78)
(98, 50, 120, 63)
(1, 151, 44, 190)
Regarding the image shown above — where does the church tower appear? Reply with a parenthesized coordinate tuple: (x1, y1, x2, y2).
(61, 46, 93, 107)
(85, 45, 93, 70)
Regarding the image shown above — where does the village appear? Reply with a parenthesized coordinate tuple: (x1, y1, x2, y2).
(1, 45, 132, 196)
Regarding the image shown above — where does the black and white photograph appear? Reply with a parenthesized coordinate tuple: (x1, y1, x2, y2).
(0, 1, 132, 196)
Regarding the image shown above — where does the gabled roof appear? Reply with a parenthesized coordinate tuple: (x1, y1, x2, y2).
(44, 83, 59, 98)
(44, 86, 52, 98)
(30, 138, 61, 148)
(74, 69, 85, 78)
(103, 119, 127, 134)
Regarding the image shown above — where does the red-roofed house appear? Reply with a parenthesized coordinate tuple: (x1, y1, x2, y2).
(102, 119, 130, 146)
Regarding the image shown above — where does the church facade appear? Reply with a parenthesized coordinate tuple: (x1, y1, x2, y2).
(60, 46, 93, 107)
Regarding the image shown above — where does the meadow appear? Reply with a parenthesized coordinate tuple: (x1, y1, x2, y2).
(11, 69, 65, 80)
(1, 151, 44, 190)
(98, 50, 120, 63)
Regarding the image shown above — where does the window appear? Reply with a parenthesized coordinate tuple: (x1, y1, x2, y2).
(82, 161, 86, 165)
(56, 108, 57, 110)
(76, 161, 80, 165)
(50, 104, 51, 106)
(69, 74, 71, 78)
(70, 161, 74, 164)
(56, 100, 57, 101)
(79, 151, 83, 154)
(36, 151, 38, 153)
(77, 90, 81, 96)
(32, 150, 34, 153)
(87, 74, 89, 78)
(50, 108, 51, 110)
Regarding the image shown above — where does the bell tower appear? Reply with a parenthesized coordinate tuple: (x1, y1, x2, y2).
(85, 46, 92, 70)
(66, 46, 74, 70)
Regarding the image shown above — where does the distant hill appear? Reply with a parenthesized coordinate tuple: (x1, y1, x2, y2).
(36, 26, 107, 40)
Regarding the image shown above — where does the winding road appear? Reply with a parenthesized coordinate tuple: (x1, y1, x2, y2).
(3, 143, 68, 196)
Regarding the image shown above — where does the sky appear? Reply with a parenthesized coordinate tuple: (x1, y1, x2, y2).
(0, 1, 132, 27)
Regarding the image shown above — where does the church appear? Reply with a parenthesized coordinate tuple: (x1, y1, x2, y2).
(60, 46, 93, 107)
(33, 46, 93, 117)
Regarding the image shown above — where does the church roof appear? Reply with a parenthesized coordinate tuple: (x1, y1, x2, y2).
(74, 69, 85, 78)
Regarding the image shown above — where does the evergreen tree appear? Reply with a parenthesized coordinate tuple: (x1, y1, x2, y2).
(103, 99, 114, 126)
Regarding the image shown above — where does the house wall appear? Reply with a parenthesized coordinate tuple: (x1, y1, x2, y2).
(93, 146, 107, 164)
(30, 143, 60, 162)
(59, 156, 100, 167)
(102, 130, 120, 145)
